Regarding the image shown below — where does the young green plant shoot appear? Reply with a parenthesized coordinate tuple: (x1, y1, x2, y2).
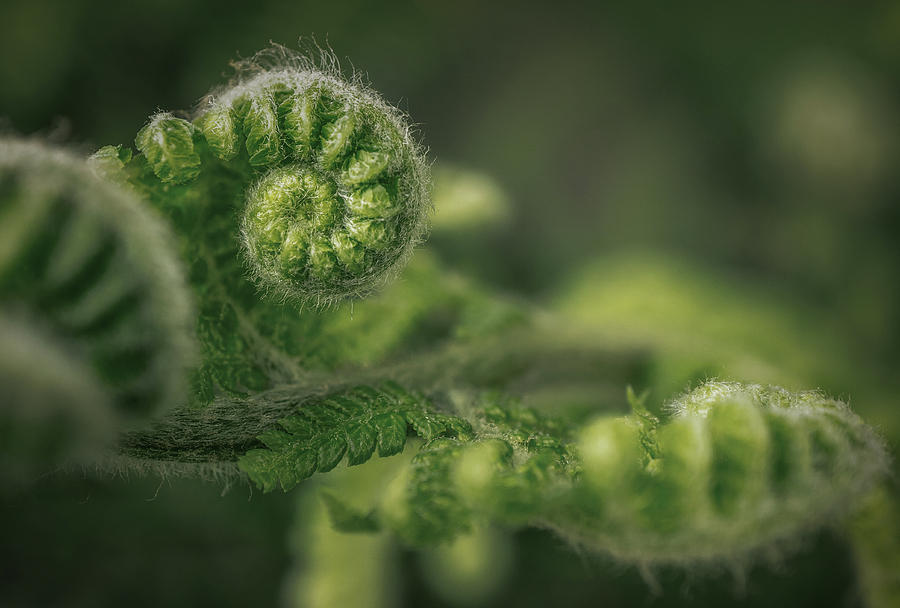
(103, 46, 429, 307)
(0, 45, 891, 599)
(91, 46, 430, 403)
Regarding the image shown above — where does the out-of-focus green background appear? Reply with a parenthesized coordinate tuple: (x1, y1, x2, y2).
(1, 1, 898, 606)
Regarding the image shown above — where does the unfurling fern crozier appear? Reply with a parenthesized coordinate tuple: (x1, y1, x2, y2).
(75, 46, 890, 577)
(133, 52, 430, 305)
(0, 139, 194, 420)
(572, 382, 889, 563)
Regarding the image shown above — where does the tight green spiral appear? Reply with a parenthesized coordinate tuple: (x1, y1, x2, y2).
(132, 47, 429, 305)
(0, 138, 194, 420)
(573, 382, 888, 563)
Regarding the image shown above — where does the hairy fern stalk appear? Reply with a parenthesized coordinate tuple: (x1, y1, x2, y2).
(1, 45, 891, 585)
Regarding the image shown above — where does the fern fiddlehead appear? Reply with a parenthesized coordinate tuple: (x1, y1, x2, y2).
(566, 382, 888, 563)
(343, 382, 887, 566)
(139, 57, 429, 304)
(0, 139, 194, 420)
(93, 46, 430, 403)
(74, 44, 892, 585)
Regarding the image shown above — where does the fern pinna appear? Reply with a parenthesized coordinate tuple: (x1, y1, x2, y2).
(0, 45, 892, 593)
(238, 383, 472, 492)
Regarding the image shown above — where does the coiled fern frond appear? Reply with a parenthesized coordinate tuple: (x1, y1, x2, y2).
(313, 382, 886, 566)
(0, 139, 194, 419)
(92, 45, 430, 404)
(2, 44, 887, 592)
(571, 382, 888, 563)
